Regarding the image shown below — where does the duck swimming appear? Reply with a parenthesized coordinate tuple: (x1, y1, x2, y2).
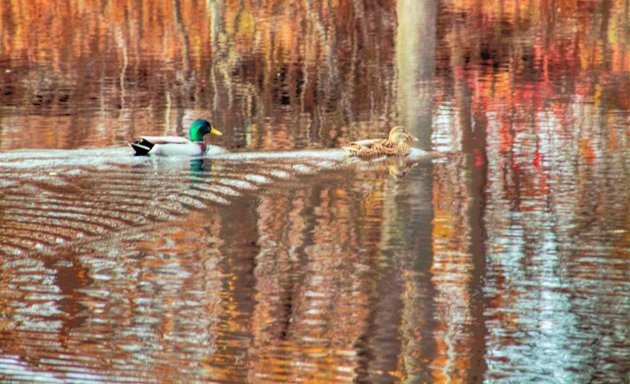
(343, 126, 419, 159)
(130, 119, 222, 156)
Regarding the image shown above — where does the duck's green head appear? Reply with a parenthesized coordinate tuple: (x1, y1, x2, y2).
(189, 119, 222, 142)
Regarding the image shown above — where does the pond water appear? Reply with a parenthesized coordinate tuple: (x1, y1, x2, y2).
(1, 1, 629, 383)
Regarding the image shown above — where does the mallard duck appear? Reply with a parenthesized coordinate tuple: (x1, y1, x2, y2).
(343, 126, 419, 159)
(130, 119, 222, 156)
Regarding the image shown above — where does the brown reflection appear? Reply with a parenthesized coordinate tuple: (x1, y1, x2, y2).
(53, 258, 92, 331)
(0, 1, 398, 151)
(429, 153, 486, 383)
(248, 186, 368, 382)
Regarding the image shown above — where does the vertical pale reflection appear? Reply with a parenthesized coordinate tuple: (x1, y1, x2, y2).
(395, 0, 436, 150)
(395, 1, 440, 381)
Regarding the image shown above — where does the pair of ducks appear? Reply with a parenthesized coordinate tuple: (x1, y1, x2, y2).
(130, 119, 418, 159)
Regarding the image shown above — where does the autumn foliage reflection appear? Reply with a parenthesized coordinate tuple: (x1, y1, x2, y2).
(0, 0, 398, 150)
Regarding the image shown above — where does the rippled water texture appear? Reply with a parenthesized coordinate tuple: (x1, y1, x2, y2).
(1, 1, 629, 383)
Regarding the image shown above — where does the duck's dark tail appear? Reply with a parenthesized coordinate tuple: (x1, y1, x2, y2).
(130, 139, 154, 156)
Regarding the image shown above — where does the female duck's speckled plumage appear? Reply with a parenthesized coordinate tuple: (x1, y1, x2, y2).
(343, 126, 419, 159)
(130, 119, 222, 156)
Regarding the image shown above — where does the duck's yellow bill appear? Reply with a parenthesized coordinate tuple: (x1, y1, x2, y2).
(211, 127, 222, 136)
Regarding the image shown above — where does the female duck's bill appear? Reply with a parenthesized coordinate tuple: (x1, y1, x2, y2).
(130, 119, 222, 156)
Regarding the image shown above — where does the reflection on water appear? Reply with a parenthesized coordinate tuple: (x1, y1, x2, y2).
(1, 1, 629, 383)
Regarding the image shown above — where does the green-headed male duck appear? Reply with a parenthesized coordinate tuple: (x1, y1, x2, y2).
(130, 119, 222, 156)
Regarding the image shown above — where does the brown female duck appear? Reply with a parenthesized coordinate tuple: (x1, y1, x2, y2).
(343, 126, 419, 159)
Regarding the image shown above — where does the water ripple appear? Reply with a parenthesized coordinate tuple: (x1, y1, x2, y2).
(0, 147, 428, 257)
